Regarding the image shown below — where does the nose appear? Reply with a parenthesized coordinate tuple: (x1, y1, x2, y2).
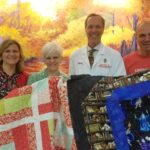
(9, 51, 15, 55)
(143, 34, 150, 41)
(91, 26, 97, 32)
(49, 58, 55, 63)
(145, 35, 150, 41)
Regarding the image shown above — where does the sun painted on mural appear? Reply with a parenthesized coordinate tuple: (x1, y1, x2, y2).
(0, 0, 149, 74)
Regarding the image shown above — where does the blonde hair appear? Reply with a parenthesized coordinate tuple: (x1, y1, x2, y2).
(42, 41, 63, 58)
(0, 39, 25, 72)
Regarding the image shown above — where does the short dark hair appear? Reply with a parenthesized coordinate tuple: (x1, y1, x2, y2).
(136, 19, 150, 32)
(85, 13, 105, 28)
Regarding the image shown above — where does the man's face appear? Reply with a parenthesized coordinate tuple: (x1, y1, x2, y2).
(85, 16, 104, 48)
(136, 23, 150, 56)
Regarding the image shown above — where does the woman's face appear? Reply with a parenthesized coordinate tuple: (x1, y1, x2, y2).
(2, 44, 20, 66)
(43, 52, 62, 72)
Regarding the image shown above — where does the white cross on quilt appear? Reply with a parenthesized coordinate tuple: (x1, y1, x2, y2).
(0, 76, 76, 150)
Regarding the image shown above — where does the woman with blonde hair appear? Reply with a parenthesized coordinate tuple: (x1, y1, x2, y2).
(27, 41, 68, 84)
(0, 39, 28, 99)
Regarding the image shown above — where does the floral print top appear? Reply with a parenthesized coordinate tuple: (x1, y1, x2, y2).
(0, 70, 20, 99)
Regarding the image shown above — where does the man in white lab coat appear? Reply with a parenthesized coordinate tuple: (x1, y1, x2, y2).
(69, 13, 126, 76)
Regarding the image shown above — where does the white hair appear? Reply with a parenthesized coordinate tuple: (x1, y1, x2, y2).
(42, 41, 63, 58)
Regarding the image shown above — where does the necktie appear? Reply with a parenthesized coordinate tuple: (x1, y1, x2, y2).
(88, 49, 96, 67)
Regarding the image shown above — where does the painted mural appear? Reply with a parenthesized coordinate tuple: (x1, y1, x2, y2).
(0, 0, 149, 74)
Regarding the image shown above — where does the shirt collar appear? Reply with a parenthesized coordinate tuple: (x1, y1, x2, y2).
(45, 68, 61, 76)
(0, 67, 19, 77)
(87, 43, 102, 51)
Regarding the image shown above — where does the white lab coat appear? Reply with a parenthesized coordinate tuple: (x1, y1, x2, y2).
(69, 43, 126, 76)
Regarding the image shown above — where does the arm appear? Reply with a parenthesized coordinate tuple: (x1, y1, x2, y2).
(27, 73, 38, 85)
(27, 69, 48, 85)
(123, 56, 130, 75)
(17, 72, 29, 87)
(69, 54, 75, 76)
(112, 53, 126, 76)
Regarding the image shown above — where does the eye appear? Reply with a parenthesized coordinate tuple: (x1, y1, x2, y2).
(139, 34, 146, 38)
(96, 25, 101, 29)
(53, 56, 58, 59)
(13, 50, 19, 53)
(4, 49, 10, 53)
(46, 57, 51, 60)
(87, 25, 93, 29)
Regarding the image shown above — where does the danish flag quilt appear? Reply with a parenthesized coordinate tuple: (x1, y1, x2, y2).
(0, 76, 76, 150)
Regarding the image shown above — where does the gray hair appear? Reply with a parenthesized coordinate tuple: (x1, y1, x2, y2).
(42, 41, 63, 58)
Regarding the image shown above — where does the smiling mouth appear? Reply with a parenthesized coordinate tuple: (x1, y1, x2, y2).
(143, 44, 150, 47)
(91, 35, 98, 38)
(142, 41, 150, 44)
(7, 58, 18, 61)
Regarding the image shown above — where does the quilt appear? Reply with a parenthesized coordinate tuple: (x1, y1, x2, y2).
(107, 80, 150, 150)
(67, 75, 102, 150)
(67, 70, 150, 150)
(0, 76, 76, 150)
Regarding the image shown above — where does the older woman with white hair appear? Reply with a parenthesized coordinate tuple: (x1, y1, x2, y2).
(27, 41, 68, 84)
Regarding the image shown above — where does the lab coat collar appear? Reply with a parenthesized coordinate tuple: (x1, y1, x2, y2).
(94, 44, 105, 66)
(80, 43, 105, 68)
(87, 43, 105, 54)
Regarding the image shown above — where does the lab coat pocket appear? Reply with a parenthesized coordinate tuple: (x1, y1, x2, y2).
(76, 61, 90, 75)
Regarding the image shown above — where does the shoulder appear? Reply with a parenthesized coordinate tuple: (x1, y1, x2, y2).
(21, 71, 29, 77)
(103, 45, 122, 58)
(18, 71, 29, 80)
(102, 44, 119, 54)
(17, 71, 29, 87)
(30, 69, 45, 77)
(123, 51, 137, 61)
(27, 69, 48, 85)
(27, 72, 39, 85)
(60, 71, 68, 81)
(0, 69, 4, 75)
(70, 46, 86, 57)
